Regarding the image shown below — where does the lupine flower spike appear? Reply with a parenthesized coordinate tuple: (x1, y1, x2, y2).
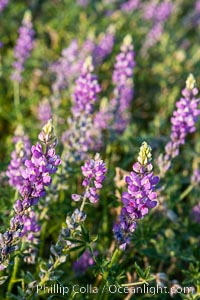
(0, 120, 61, 270)
(158, 74, 200, 176)
(113, 142, 159, 250)
(11, 11, 35, 83)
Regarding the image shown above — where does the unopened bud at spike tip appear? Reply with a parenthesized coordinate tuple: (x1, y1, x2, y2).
(186, 73, 196, 90)
(137, 141, 152, 165)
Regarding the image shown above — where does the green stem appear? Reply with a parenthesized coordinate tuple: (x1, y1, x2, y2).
(80, 186, 89, 211)
(178, 184, 193, 202)
(14, 81, 22, 123)
(121, 276, 155, 287)
(7, 255, 20, 293)
(98, 248, 122, 300)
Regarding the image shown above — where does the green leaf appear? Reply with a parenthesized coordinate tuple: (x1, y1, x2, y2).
(134, 262, 144, 279)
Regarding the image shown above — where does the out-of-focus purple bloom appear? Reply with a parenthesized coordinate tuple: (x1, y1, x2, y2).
(37, 99, 52, 126)
(142, 0, 173, 22)
(158, 74, 200, 176)
(95, 35, 135, 135)
(0, 0, 9, 12)
(72, 56, 101, 116)
(77, 0, 89, 7)
(196, 0, 200, 11)
(50, 39, 96, 94)
(0, 120, 61, 268)
(191, 202, 200, 223)
(73, 249, 98, 274)
(6, 127, 31, 191)
(93, 27, 115, 65)
(121, 0, 140, 13)
(51, 40, 80, 94)
(11, 11, 35, 83)
(51, 29, 114, 95)
(72, 153, 107, 204)
(142, 23, 163, 53)
(113, 142, 159, 250)
(190, 0, 200, 26)
(62, 57, 101, 161)
(0, 41, 3, 48)
(141, 1, 174, 54)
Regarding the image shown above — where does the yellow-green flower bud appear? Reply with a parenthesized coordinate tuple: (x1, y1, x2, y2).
(186, 74, 196, 90)
(137, 141, 152, 165)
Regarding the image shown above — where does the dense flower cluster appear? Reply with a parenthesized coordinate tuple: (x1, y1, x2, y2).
(95, 35, 135, 134)
(158, 74, 200, 176)
(141, 0, 173, 53)
(11, 11, 34, 82)
(0, 120, 61, 269)
(72, 56, 101, 116)
(62, 57, 101, 161)
(113, 142, 159, 250)
(6, 127, 31, 191)
(121, 0, 140, 12)
(72, 153, 107, 204)
(73, 249, 97, 274)
(0, 0, 8, 12)
(93, 27, 115, 65)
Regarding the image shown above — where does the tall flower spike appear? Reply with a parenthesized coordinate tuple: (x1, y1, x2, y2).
(113, 142, 159, 250)
(72, 56, 101, 117)
(158, 74, 200, 176)
(11, 11, 35, 83)
(0, 120, 61, 270)
(95, 35, 135, 135)
(62, 56, 101, 162)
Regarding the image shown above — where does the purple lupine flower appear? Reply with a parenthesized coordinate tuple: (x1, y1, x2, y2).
(142, 0, 173, 22)
(76, 0, 89, 7)
(141, 22, 164, 53)
(121, 0, 140, 13)
(141, 0, 174, 54)
(11, 11, 35, 83)
(73, 249, 98, 274)
(37, 99, 52, 126)
(51, 40, 80, 94)
(21, 210, 40, 242)
(0, 0, 9, 12)
(95, 35, 135, 134)
(191, 202, 200, 223)
(189, 0, 200, 27)
(72, 153, 107, 204)
(72, 56, 101, 117)
(6, 127, 31, 191)
(113, 142, 159, 250)
(158, 74, 200, 176)
(93, 27, 115, 65)
(191, 169, 200, 185)
(0, 120, 61, 269)
(50, 38, 96, 95)
(62, 57, 101, 161)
